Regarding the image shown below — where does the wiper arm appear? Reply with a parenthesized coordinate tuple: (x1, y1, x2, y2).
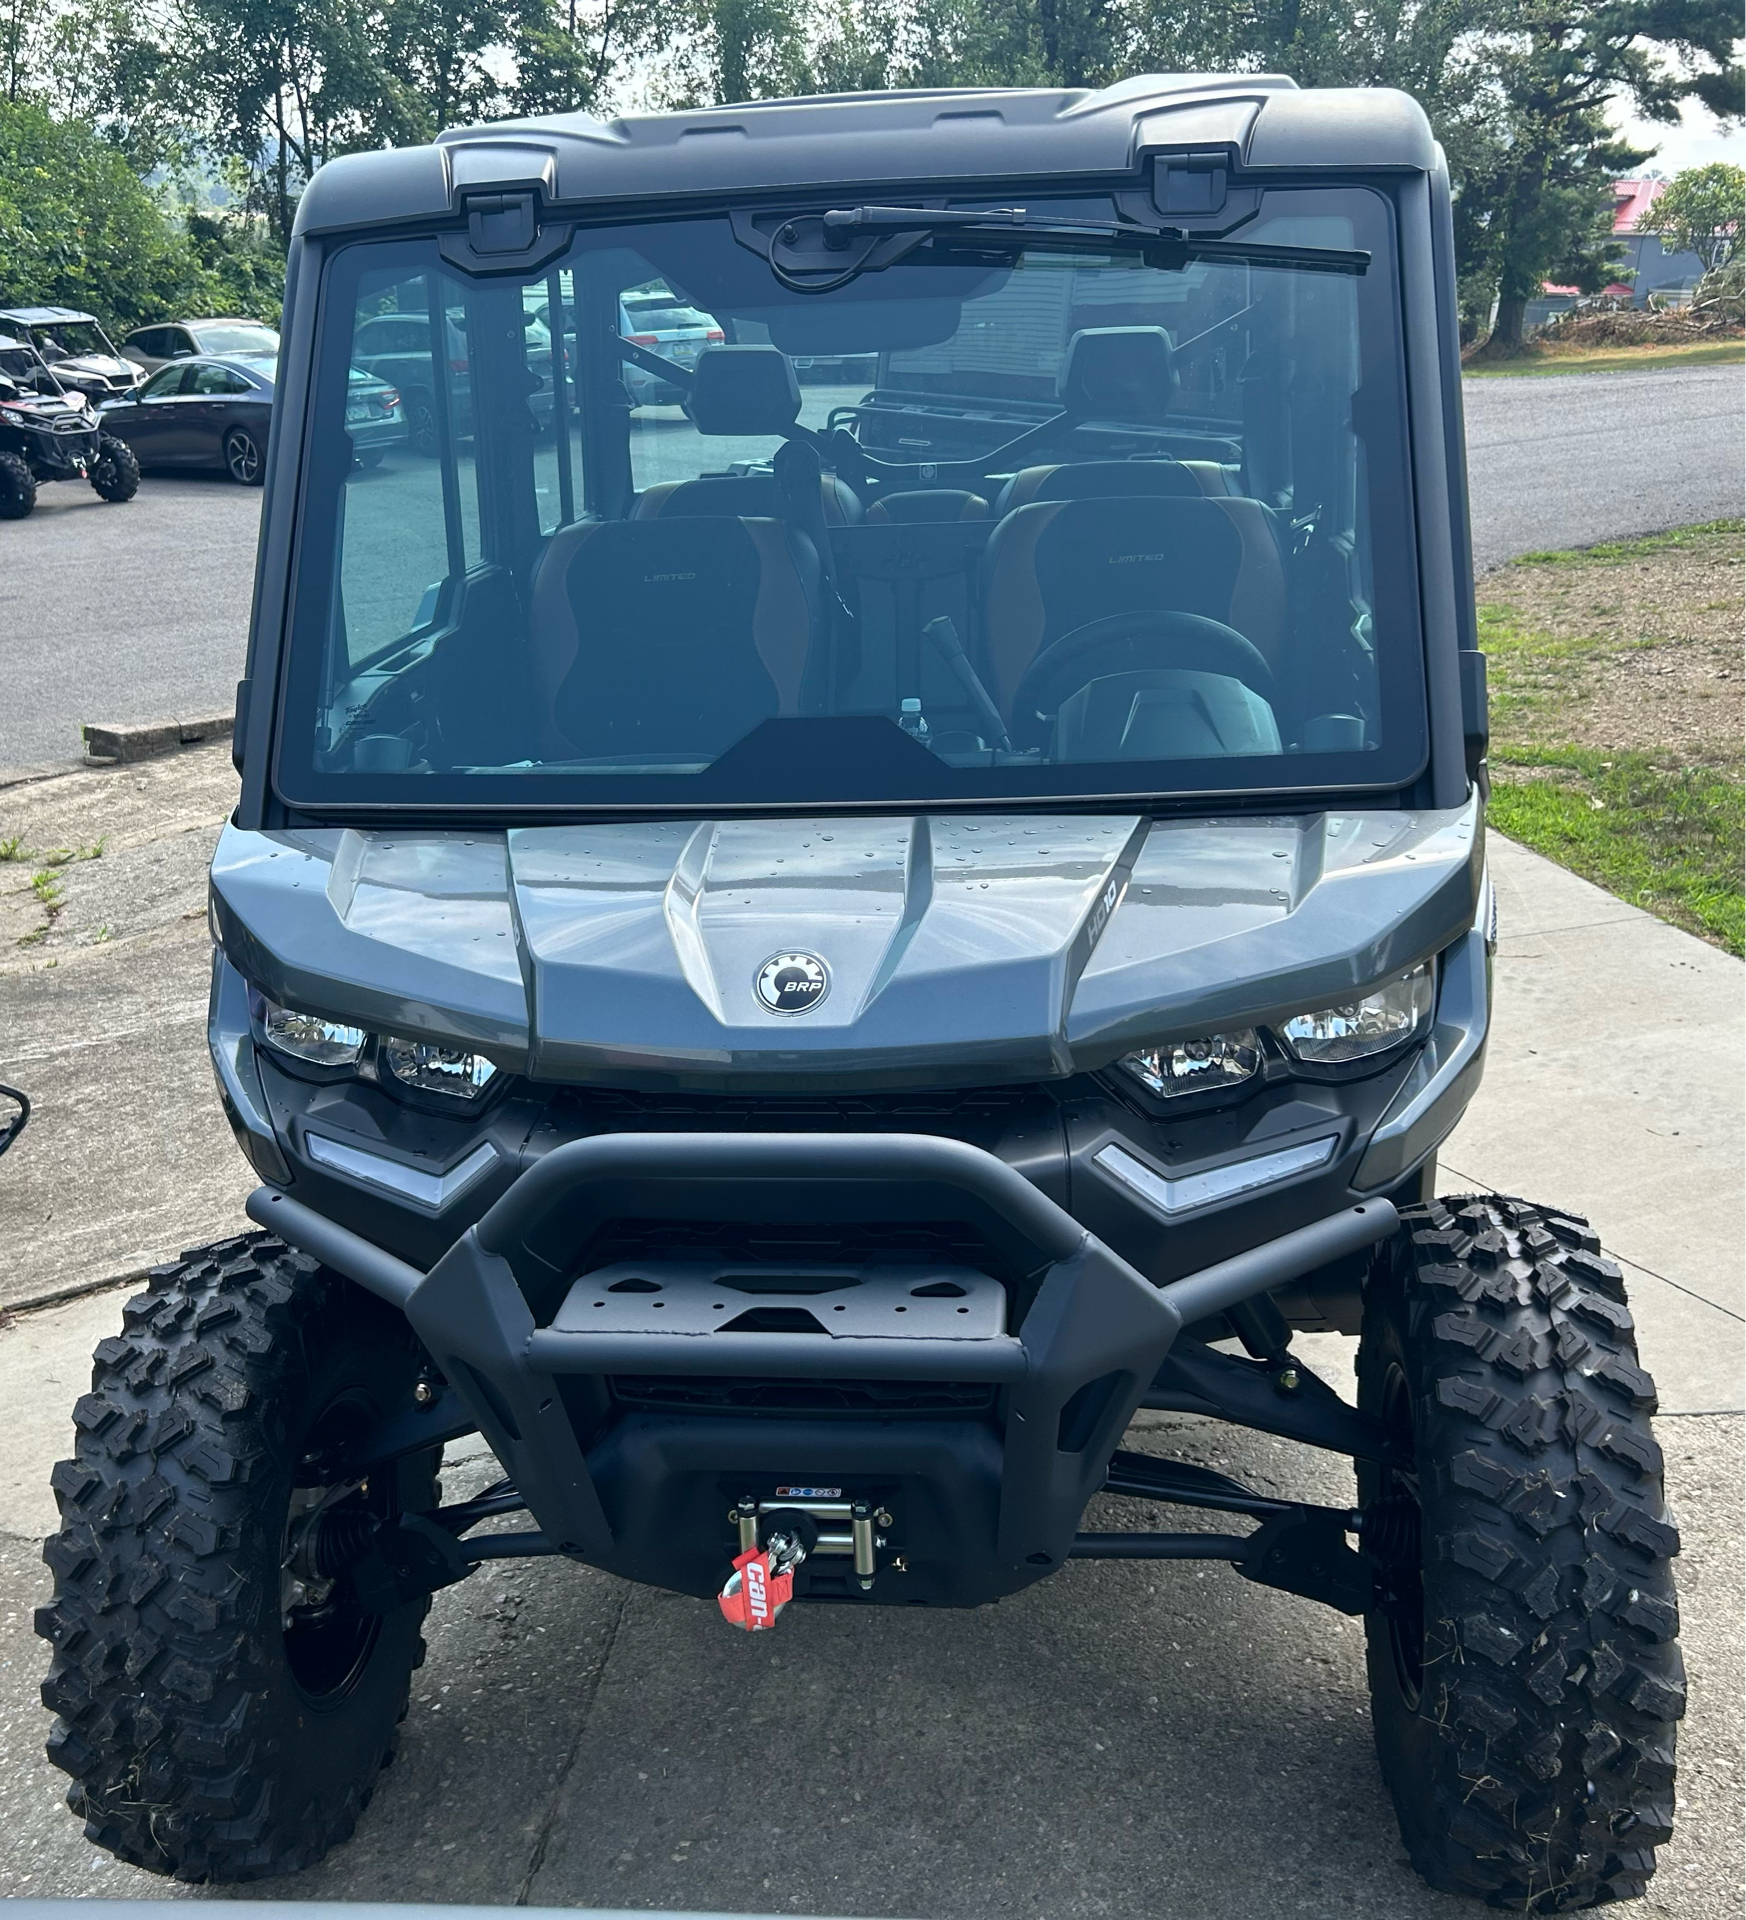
(758, 205, 1370, 292)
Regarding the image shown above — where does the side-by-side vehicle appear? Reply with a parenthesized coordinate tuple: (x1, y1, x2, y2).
(39, 75, 1682, 1910)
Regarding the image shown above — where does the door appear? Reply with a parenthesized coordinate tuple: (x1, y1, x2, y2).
(185, 362, 261, 469)
(116, 363, 197, 463)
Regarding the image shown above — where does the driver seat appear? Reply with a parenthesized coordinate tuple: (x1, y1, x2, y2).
(980, 494, 1286, 723)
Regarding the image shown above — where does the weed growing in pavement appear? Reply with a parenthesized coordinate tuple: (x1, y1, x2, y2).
(0, 836, 22, 861)
(34, 838, 106, 867)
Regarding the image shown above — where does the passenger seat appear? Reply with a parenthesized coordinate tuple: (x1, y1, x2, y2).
(529, 516, 821, 760)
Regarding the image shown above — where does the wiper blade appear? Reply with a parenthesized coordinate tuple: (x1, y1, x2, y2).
(762, 205, 1369, 289)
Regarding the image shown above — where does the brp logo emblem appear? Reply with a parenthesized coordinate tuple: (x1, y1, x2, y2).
(755, 952, 829, 1016)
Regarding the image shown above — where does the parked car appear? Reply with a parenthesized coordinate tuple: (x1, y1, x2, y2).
(345, 366, 409, 467)
(100, 354, 405, 483)
(100, 355, 275, 483)
(352, 308, 551, 453)
(350, 310, 469, 455)
(532, 283, 723, 406)
(120, 318, 281, 374)
(0, 306, 144, 400)
(619, 285, 722, 404)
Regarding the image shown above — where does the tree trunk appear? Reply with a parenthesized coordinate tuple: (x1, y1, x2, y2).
(1490, 295, 1528, 349)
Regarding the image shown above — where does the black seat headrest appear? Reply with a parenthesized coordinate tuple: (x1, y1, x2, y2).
(687, 345, 802, 436)
(1058, 327, 1175, 425)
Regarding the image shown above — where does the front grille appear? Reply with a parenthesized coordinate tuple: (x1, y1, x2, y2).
(610, 1374, 996, 1416)
(556, 1084, 1048, 1127)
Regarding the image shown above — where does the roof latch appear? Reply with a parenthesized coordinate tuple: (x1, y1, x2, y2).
(465, 190, 539, 255)
(1153, 150, 1232, 219)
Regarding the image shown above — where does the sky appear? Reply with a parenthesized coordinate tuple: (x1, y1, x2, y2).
(1609, 96, 1746, 178)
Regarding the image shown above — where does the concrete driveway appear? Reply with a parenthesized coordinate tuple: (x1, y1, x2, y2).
(0, 783, 1739, 1914)
(3, 364, 1742, 771)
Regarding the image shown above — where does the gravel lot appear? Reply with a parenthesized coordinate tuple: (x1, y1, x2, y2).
(2, 365, 1740, 772)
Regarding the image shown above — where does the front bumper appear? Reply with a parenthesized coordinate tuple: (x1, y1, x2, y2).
(249, 1132, 1393, 1608)
(21, 421, 99, 476)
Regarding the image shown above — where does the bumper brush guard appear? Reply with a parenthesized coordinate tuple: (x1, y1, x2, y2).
(248, 1134, 1394, 1614)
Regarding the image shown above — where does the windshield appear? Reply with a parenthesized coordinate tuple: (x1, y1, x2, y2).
(277, 187, 1424, 811)
(194, 322, 279, 355)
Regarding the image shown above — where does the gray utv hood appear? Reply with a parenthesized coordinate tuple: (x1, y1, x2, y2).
(210, 801, 1482, 1088)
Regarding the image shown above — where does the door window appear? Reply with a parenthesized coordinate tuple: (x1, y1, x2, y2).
(191, 364, 254, 395)
(140, 365, 193, 398)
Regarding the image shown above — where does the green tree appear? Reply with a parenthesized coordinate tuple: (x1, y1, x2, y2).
(1458, 0, 1741, 352)
(0, 95, 240, 325)
(1654, 160, 1743, 271)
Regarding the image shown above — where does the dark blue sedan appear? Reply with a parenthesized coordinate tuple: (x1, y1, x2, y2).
(98, 353, 406, 484)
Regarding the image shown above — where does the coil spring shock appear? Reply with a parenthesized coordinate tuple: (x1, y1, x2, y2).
(314, 1505, 383, 1577)
(1360, 1493, 1421, 1571)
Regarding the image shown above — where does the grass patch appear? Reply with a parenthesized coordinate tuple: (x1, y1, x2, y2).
(1506, 521, 1745, 567)
(1488, 750, 1744, 953)
(1464, 340, 1744, 378)
(1477, 521, 1744, 953)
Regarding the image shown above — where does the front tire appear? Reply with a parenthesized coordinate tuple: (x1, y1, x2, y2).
(38, 1234, 440, 1880)
(89, 435, 140, 502)
(0, 448, 36, 517)
(1359, 1196, 1684, 1910)
(223, 427, 264, 486)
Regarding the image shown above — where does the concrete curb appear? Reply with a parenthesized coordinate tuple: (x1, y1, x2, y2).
(81, 711, 233, 765)
(0, 1263, 157, 1323)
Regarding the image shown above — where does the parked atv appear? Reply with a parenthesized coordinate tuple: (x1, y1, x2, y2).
(39, 76, 1682, 1910)
(0, 335, 139, 517)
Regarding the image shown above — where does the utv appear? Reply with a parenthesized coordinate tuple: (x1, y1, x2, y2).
(39, 74, 1682, 1908)
(0, 306, 147, 402)
(0, 333, 139, 517)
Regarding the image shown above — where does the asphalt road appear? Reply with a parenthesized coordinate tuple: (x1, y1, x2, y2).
(1, 364, 1740, 773)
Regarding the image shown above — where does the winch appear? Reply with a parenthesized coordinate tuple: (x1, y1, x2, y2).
(717, 1493, 894, 1631)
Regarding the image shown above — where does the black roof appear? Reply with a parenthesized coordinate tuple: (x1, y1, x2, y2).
(292, 74, 1438, 240)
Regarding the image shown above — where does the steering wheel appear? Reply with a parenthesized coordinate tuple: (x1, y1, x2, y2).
(1007, 611, 1275, 751)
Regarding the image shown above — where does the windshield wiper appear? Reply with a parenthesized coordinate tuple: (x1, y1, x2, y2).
(755, 205, 1370, 293)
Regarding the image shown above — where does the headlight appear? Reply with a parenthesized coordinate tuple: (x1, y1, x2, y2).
(1276, 962, 1433, 1065)
(382, 1036, 498, 1101)
(1118, 1029, 1261, 1099)
(261, 999, 366, 1066)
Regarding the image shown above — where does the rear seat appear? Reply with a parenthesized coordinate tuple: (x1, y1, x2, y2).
(635, 471, 863, 524)
(992, 459, 1202, 514)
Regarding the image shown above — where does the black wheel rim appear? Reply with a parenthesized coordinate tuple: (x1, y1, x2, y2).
(1374, 1361, 1426, 1706)
(227, 433, 259, 483)
(279, 1391, 393, 1706)
(409, 402, 437, 455)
